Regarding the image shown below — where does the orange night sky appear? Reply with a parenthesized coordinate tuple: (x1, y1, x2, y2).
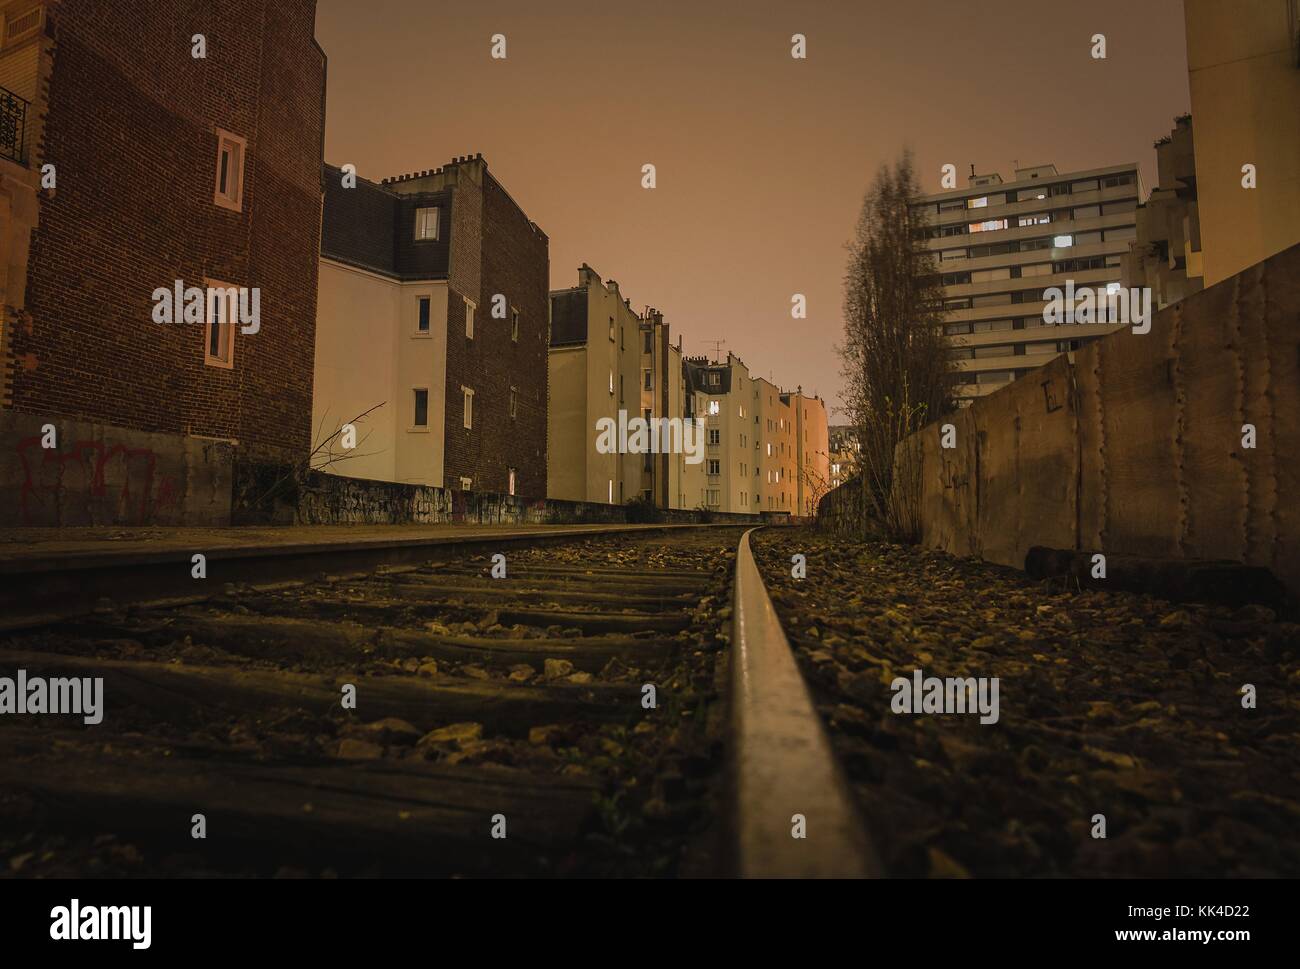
(315, 0, 1191, 416)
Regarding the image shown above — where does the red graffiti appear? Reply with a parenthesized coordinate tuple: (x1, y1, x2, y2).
(15, 435, 178, 525)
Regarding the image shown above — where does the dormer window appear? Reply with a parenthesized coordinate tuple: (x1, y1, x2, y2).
(415, 206, 440, 240)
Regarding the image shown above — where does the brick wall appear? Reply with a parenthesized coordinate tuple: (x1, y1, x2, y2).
(442, 168, 549, 497)
(6, 0, 325, 462)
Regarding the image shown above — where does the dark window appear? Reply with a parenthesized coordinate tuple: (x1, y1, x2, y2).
(418, 297, 430, 332)
(413, 389, 429, 427)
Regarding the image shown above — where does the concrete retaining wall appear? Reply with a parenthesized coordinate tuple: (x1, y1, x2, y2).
(0, 411, 233, 526)
(886, 241, 1300, 593)
(234, 464, 767, 528)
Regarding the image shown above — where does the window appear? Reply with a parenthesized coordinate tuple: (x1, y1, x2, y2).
(508, 468, 516, 496)
(410, 387, 431, 427)
(463, 298, 476, 338)
(213, 129, 247, 212)
(414, 207, 440, 241)
(1053, 235, 1074, 248)
(511, 308, 520, 342)
(644, 331, 653, 353)
(509, 386, 517, 419)
(609, 370, 614, 395)
(204, 280, 237, 368)
(462, 386, 474, 429)
(707, 460, 720, 475)
(609, 318, 615, 341)
(608, 480, 614, 504)
(417, 296, 431, 333)
(708, 372, 720, 387)
(460, 476, 473, 490)
(1018, 213, 1051, 227)
(708, 400, 720, 415)
(707, 429, 720, 445)
(643, 369, 652, 390)
(968, 218, 1007, 233)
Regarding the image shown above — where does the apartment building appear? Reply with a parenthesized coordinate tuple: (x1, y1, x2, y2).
(1121, 115, 1204, 311)
(548, 265, 697, 509)
(915, 162, 1142, 403)
(1184, 0, 1300, 286)
(685, 353, 829, 516)
(314, 155, 549, 496)
(828, 425, 858, 492)
(1, 0, 326, 460)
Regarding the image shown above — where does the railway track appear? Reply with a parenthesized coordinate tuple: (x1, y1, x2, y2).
(0, 524, 878, 878)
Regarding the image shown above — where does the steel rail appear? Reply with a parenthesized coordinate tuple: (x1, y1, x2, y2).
(729, 526, 882, 878)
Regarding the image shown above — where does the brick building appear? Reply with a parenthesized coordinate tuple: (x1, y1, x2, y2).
(0, 0, 327, 463)
(314, 155, 549, 496)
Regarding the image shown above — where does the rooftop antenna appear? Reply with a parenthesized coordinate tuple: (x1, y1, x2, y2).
(703, 338, 727, 363)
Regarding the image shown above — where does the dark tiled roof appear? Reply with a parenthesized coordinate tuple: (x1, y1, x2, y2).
(549, 288, 588, 346)
(320, 163, 451, 280)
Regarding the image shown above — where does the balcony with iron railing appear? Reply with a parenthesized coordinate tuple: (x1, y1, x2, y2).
(1, 83, 29, 165)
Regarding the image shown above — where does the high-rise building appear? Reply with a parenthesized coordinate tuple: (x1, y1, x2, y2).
(914, 163, 1142, 403)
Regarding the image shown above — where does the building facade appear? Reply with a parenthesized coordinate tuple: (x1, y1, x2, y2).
(685, 353, 828, 516)
(914, 163, 1142, 403)
(314, 155, 549, 496)
(1121, 115, 1204, 311)
(548, 264, 695, 509)
(1184, 0, 1300, 287)
(1, 0, 326, 461)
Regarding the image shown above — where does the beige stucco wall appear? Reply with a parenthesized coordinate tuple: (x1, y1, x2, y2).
(312, 259, 448, 486)
(1185, 0, 1300, 286)
(546, 345, 588, 501)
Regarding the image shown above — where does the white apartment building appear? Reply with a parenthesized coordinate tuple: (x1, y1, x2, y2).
(686, 353, 829, 516)
(915, 163, 1142, 403)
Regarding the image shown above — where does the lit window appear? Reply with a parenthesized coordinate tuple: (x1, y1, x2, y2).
(969, 218, 1008, 233)
(708, 400, 720, 415)
(213, 129, 247, 212)
(511, 308, 520, 342)
(415, 207, 440, 241)
(462, 386, 474, 428)
(1054, 235, 1074, 248)
(460, 476, 473, 490)
(508, 469, 516, 496)
(464, 297, 476, 338)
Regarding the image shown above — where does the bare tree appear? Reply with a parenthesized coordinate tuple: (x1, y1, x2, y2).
(838, 150, 955, 540)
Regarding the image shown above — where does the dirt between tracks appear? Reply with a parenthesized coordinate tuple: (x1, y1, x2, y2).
(753, 529, 1300, 877)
